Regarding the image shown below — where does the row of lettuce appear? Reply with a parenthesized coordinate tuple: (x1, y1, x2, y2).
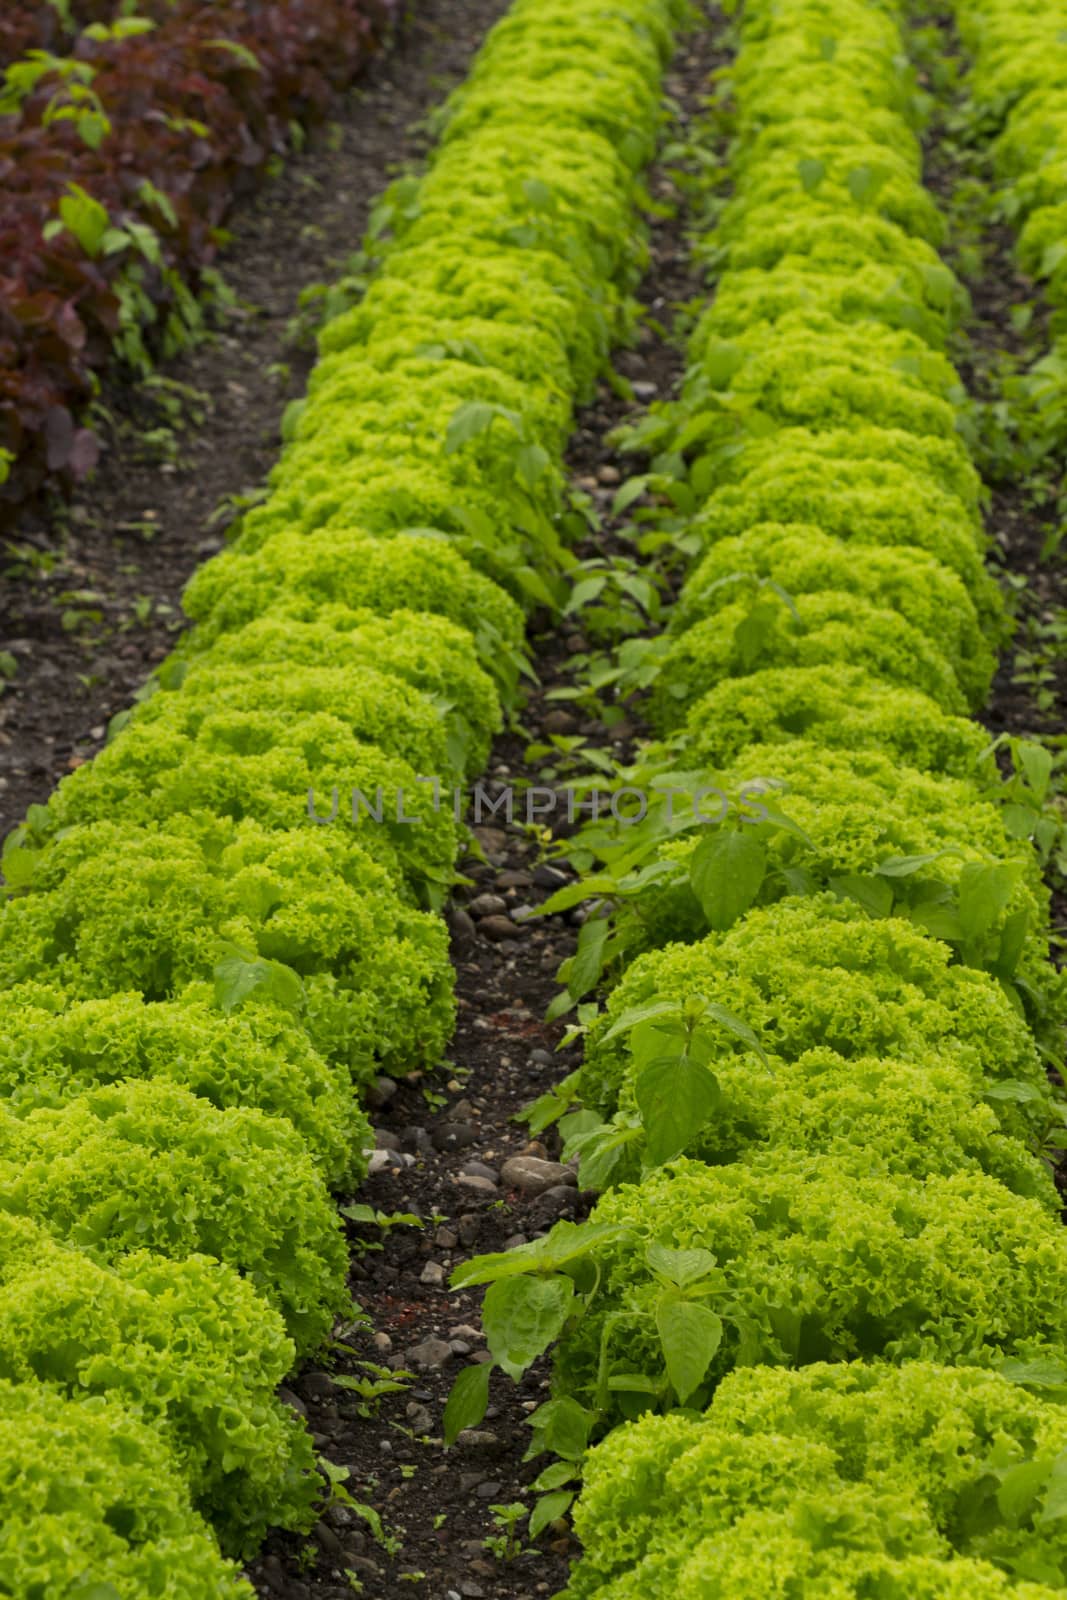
(0, 0, 400, 506)
(449, 1, 1067, 1595)
(0, 0, 685, 1589)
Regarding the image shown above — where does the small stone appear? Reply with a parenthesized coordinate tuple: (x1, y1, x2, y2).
(480, 914, 523, 942)
(457, 1214, 481, 1245)
(435, 1226, 459, 1248)
(450, 1339, 472, 1355)
(501, 1156, 578, 1196)
(564, 633, 588, 654)
(400, 1124, 434, 1156)
(367, 1148, 414, 1174)
(365, 1075, 398, 1109)
(542, 708, 577, 735)
(450, 907, 477, 946)
(301, 1371, 335, 1402)
(374, 1128, 402, 1151)
(277, 1385, 307, 1417)
(469, 891, 507, 917)
(460, 1160, 499, 1183)
(504, 1233, 529, 1251)
(471, 1349, 493, 1364)
(533, 864, 568, 891)
(432, 1121, 478, 1152)
(406, 1401, 433, 1433)
(496, 869, 533, 889)
(420, 1260, 446, 1287)
(459, 1472, 487, 1493)
(457, 1429, 498, 1448)
(529, 1047, 555, 1066)
(406, 1337, 453, 1370)
(536, 1184, 580, 1218)
(455, 1173, 497, 1195)
(597, 463, 621, 485)
(314, 1520, 346, 1561)
(371, 1331, 393, 1355)
(632, 379, 657, 401)
(475, 1480, 504, 1500)
(450, 1322, 483, 1341)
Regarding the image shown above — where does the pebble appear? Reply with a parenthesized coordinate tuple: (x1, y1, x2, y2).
(457, 1214, 481, 1245)
(364, 1075, 398, 1109)
(529, 1047, 555, 1067)
(367, 1148, 415, 1174)
(504, 1233, 529, 1250)
(277, 1386, 306, 1417)
(632, 379, 657, 401)
(371, 1331, 393, 1354)
(456, 1429, 498, 1449)
(542, 707, 578, 734)
(450, 1338, 472, 1355)
(435, 1225, 459, 1248)
(533, 863, 568, 890)
(405, 1337, 453, 1370)
(301, 1371, 335, 1402)
(374, 1128, 401, 1151)
(475, 1480, 504, 1500)
(400, 1124, 434, 1156)
(501, 1156, 578, 1196)
(460, 1160, 499, 1183)
(432, 1121, 478, 1152)
(469, 891, 508, 917)
(450, 907, 477, 945)
(420, 1260, 446, 1287)
(455, 1173, 497, 1195)
(406, 1402, 433, 1433)
(597, 464, 621, 485)
(536, 1184, 581, 1218)
(479, 914, 523, 942)
(450, 1323, 484, 1341)
(496, 868, 533, 888)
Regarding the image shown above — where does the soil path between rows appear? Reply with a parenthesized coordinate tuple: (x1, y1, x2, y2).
(242, 23, 721, 1600)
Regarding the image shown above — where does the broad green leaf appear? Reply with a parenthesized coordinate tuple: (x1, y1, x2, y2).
(997, 1457, 1049, 1524)
(797, 157, 825, 192)
(646, 1243, 717, 1288)
(601, 999, 682, 1043)
(443, 1361, 492, 1446)
(1001, 1357, 1067, 1390)
(1038, 1451, 1067, 1525)
(532, 1461, 578, 1492)
(451, 1221, 629, 1288)
(847, 164, 888, 205)
(525, 1396, 595, 1460)
(445, 401, 509, 454)
(57, 185, 109, 257)
(655, 1295, 722, 1403)
(566, 916, 610, 1001)
(483, 1274, 574, 1380)
(635, 1055, 720, 1166)
(529, 1491, 574, 1538)
(213, 946, 303, 1014)
(958, 861, 1021, 943)
(875, 852, 948, 877)
(831, 873, 894, 918)
(688, 827, 766, 931)
(1018, 740, 1053, 802)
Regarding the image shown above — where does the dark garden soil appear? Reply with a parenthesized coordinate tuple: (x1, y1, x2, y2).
(0, 0, 516, 843)
(242, 26, 722, 1600)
